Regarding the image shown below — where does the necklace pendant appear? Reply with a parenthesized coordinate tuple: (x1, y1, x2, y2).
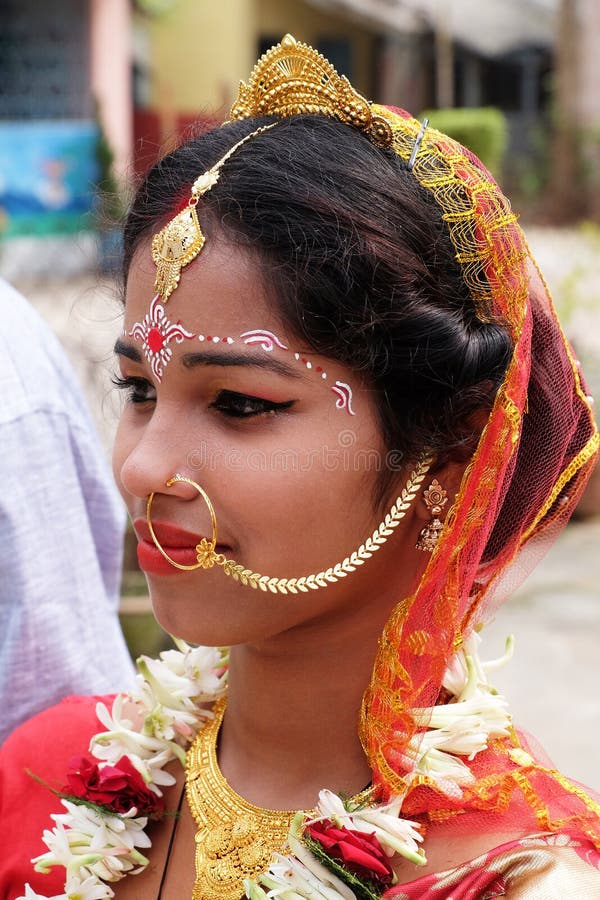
(187, 698, 298, 898)
(192, 812, 294, 899)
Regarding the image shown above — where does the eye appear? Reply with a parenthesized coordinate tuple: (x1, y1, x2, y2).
(209, 389, 295, 419)
(112, 374, 156, 405)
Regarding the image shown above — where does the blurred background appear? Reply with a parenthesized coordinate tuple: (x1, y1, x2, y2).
(0, 0, 598, 786)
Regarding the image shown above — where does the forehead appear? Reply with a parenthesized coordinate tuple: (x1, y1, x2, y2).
(125, 237, 278, 333)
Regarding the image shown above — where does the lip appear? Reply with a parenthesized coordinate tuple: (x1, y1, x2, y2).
(133, 517, 230, 576)
(134, 517, 206, 548)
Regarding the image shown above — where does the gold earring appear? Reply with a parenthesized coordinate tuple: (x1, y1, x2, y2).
(416, 478, 448, 552)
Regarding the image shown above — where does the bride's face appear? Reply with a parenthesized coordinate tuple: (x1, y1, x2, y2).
(113, 238, 420, 646)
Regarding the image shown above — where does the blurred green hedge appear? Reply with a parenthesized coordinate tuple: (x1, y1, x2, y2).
(420, 107, 508, 179)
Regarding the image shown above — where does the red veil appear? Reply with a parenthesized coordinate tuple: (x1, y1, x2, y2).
(229, 34, 599, 847)
(359, 104, 600, 846)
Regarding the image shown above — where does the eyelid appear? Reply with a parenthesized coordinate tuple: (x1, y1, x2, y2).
(210, 389, 296, 419)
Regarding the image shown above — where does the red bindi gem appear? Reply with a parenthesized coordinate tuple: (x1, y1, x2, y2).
(207, 336, 212, 341)
(147, 328, 165, 353)
(316, 366, 323, 372)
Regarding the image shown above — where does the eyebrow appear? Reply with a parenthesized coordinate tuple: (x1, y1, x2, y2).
(114, 339, 142, 362)
(114, 339, 306, 380)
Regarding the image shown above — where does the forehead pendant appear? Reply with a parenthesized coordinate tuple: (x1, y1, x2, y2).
(150, 124, 278, 303)
(151, 204, 206, 304)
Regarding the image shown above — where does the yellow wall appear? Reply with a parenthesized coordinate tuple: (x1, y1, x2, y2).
(146, 0, 257, 116)
(145, 0, 377, 118)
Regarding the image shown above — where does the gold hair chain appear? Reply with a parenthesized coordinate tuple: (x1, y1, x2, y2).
(151, 123, 278, 302)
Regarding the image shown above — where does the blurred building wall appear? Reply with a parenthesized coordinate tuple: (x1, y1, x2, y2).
(0, 0, 131, 279)
(90, 0, 133, 185)
(143, 0, 256, 117)
(132, 0, 380, 172)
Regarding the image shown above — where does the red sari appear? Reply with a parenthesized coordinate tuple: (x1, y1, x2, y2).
(2, 697, 600, 899)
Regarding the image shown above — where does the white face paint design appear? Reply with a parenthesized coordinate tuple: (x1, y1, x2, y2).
(129, 297, 357, 415)
(128, 294, 195, 381)
(331, 381, 356, 416)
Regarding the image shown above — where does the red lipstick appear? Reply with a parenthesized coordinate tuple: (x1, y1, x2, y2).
(133, 517, 229, 576)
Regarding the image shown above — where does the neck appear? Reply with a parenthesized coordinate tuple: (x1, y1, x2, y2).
(217, 580, 403, 811)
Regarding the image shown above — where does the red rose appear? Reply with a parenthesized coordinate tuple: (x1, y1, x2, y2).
(307, 820, 394, 887)
(64, 755, 165, 819)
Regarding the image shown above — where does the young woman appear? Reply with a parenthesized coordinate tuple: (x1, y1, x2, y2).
(2, 35, 599, 900)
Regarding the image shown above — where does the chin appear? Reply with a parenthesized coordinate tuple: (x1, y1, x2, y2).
(147, 582, 280, 648)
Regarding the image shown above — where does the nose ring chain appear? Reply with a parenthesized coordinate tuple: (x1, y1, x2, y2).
(146, 459, 432, 594)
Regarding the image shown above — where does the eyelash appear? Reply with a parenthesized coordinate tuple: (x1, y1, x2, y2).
(112, 375, 155, 404)
(112, 376, 295, 419)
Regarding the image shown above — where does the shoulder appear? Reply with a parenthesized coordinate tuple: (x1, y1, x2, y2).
(501, 833, 600, 895)
(0, 694, 114, 900)
(1, 692, 110, 767)
(389, 832, 600, 897)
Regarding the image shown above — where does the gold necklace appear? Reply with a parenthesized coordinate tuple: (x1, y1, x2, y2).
(185, 697, 302, 899)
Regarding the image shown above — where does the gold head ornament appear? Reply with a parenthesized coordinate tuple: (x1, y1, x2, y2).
(230, 33, 393, 149)
(151, 33, 397, 303)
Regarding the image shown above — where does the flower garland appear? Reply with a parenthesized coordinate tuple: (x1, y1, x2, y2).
(19, 634, 513, 900)
(20, 641, 228, 900)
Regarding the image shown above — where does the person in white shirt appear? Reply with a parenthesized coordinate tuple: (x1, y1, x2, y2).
(0, 277, 134, 743)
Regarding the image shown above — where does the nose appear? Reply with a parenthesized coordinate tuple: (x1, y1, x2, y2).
(115, 406, 202, 504)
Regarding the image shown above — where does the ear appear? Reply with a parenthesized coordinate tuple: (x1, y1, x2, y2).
(413, 458, 467, 524)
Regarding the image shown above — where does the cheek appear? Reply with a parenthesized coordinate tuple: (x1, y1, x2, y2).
(223, 446, 380, 569)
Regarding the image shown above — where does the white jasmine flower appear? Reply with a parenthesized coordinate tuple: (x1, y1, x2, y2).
(16, 883, 111, 900)
(33, 802, 150, 883)
(412, 693, 511, 758)
(404, 628, 514, 801)
(20, 641, 230, 900)
(18, 886, 68, 900)
(64, 873, 115, 899)
(253, 853, 355, 898)
(405, 741, 475, 792)
(415, 693, 510, 732)
(442, 633, 514, 700)
(167, 641, 228, 697)
(92, 696, 168, 762)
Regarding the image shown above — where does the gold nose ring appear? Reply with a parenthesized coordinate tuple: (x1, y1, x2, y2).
(146, 474, 219, 570)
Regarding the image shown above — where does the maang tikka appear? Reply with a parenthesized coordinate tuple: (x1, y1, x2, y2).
(416, 479, 448, 552)
(151, 122, 278, 302)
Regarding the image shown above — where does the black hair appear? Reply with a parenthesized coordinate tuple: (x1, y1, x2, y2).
(124, 115, 513, 498)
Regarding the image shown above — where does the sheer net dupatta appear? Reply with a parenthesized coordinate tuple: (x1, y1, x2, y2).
(360, 105, 600, 844)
